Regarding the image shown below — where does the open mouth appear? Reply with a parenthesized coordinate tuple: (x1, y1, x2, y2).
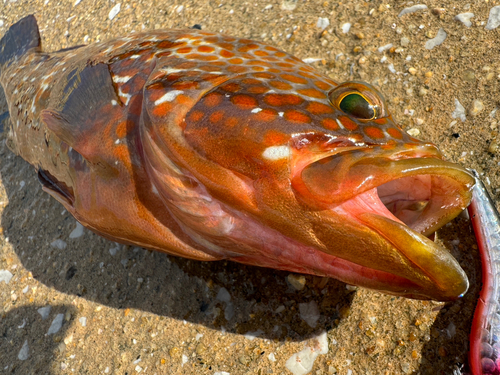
(291, 143, 475, 300)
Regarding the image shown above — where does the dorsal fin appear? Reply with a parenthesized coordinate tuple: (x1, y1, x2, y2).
(0, 15, 41, 71)
(41, 63, 121, 165)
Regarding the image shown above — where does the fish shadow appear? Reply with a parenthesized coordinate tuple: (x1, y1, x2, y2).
(0, 303, 77, 374)
(0, 109, 353, 348)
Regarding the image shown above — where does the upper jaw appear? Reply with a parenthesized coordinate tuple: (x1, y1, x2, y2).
(291, 142, 475, 235)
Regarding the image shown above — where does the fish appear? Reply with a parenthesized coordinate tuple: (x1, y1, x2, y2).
(467, 171, 500, 375)
(0, 15, 475, 301)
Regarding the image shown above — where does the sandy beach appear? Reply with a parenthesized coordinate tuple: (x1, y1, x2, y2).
(1, 1, 499, 374)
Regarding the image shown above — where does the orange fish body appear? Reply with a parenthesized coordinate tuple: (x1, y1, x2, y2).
(0, 16, 474, 300)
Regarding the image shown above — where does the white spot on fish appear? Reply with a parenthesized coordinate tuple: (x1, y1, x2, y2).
(336, 118, 345, 129)
(262, 145, 290, 161)
(118, 88, 131, 106)
(130, 54, 141, 59)
(112, 75, 131, 83)
(251, 108, 262, 113)
(278, 112, 284, 117)
(152, 185, 160, 195)
(160, 67, 185, 75)
(111, 100, 118, 106)
(115, 139, 120, 144)
(154, 90, 184, 105)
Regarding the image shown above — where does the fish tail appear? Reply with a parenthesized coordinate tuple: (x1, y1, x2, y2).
(0, 15, 41, 72)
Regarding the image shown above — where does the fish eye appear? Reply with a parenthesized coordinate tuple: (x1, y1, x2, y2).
(328, 82, 387, 121)
(338, 93, 377, 120)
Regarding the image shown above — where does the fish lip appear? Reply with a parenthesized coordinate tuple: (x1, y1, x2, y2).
(355, 210, 469, 300)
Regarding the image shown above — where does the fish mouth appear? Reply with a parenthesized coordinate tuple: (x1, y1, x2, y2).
(292, 143, 475, 300)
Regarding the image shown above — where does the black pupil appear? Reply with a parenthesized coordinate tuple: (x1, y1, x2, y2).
(339, 93, 375, 119)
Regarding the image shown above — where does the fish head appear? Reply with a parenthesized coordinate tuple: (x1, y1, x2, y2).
(142, 40, 474, 301)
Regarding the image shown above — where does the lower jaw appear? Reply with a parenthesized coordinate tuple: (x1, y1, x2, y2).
(204, 199, 443, 300)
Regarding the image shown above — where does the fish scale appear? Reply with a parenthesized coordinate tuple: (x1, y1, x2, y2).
(0, 15, 476, 301)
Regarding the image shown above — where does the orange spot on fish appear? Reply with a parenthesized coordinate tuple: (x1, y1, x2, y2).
(238, 44, 259, 52)
(113, 143, 129, 161)
(276, 62, 293, 69)
(280, 73, 308, 84)
(220, 49, 235, 58)
(155, 51, 171, 58)
(285, 110, 311, 124)
(247, 60, 272, 67)
(373, 117, 388, 125)
(152, 102, 172, 117)
(268, 80, 292, 91)
(306, 102, 334, 115)
(221, 82, 241, 92)
(247, 85, 268, 94)
(204, 36, 219, 43)
(297, 88, 325, 99)
(225, 117, 238, 127)
(176, 47, 192, 54)
(227, 65, 247, 74)
(218, 42, 235, 50)
(209, 111, 224, 124)
(254, 108, 277, 122)
(387, 128, 404, 140)
(186, 53, 218, 61)
(176, 94, 194, 107)
(198, 45, 215, 53)
(241, 78, 261, 85)
(188, 110, 204, 123)
(177, 61, 197, 69)
(172, 81, 200, 90)
(264, 94, 303, 107)
(115, 121, 128, 138)
(228, 57, 244, 64)
(313, 80, 331, 91)
(338, 116, 358, 131)
(251, 66, 265, 72)
(253, 72, 276, 80)
(203, 92, 223, 107)
(275, 51, 287, 57)
(322, 118, 340, 131)
(232, 94, 258, 109)
(364, 126, 385, 139)
(264, 130, 288, 145)
(157, 40, 177, 49)
(253, 50, 269, 57)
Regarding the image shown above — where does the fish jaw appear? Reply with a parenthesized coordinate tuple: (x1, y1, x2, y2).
(292, 143, 475, 236)
(327, 189, 469, 300)
(285, 142, 474, 300)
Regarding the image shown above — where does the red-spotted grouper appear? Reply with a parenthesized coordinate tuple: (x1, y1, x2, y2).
(0, 16, 475, 301)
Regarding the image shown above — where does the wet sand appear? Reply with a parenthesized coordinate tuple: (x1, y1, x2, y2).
(0, 1, 498, 374)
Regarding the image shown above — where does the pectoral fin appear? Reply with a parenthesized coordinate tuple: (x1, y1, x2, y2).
(40, 62, 121, 167)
